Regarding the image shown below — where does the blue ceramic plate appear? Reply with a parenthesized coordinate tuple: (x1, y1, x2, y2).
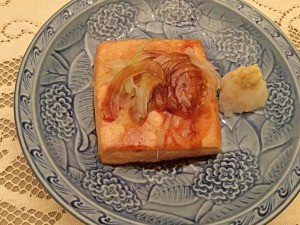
(15, 0, 300, 224)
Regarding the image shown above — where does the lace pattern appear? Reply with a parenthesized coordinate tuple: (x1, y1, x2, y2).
(0, 0, 299, 224)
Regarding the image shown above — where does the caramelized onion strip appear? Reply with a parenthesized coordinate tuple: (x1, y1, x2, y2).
(102, 60, 165, 121)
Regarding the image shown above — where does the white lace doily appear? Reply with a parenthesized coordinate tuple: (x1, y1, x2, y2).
(0, 0, 299, 224)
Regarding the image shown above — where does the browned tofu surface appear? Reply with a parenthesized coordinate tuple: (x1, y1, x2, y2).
(94, 39, 221, 164)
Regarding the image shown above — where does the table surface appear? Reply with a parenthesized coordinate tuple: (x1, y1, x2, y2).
(0, 0, 299, 224)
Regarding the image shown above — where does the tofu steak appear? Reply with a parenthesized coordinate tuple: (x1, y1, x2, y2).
(94, 39, 221, 164)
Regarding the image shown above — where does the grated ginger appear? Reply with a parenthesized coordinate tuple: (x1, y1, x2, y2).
(219, 64, 269, 117)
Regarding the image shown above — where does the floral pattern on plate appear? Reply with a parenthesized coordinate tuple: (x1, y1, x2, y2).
(40, 84, 75, 141)
(141, 164, 179, 184)
(264, 80, 294, 125)
(214, 27, 262, 66)
(83, 169, 141, 213)
(155, 0, 199, 27)
(193, 150, 260, 205)
(87, 2, 139, 40)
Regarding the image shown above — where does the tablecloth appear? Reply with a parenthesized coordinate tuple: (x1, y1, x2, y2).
(0, 0, 299, 224)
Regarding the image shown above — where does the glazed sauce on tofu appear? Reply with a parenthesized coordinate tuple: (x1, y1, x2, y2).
(151, 52, 207, 119)
(101, 51, 213, 148)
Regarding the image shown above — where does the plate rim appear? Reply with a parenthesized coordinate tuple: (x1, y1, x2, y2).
(14, 1, 102, 224)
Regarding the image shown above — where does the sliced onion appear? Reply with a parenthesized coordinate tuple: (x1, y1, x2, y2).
(124, 78, 137, 96)
(170, 128, 192, 149)
(160, 59, 188, 75)
(132, 50, 165, 62)
(102, 48, 220, 122)
(154, 52, 189, 72)
(157, 114, 194, 149)
(102, 59, 165, 122)
(155, 52, 189, 66)
(168, 63, 201, 87)
(134, 72, 164, 122)
(186, 47, 221, 93)
(102, 62, 150, 121)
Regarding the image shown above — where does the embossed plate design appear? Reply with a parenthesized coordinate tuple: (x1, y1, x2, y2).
(15, 0, 300, 224)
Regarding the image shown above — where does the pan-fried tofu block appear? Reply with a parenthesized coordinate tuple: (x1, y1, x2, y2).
(94, 39, 221, 164)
